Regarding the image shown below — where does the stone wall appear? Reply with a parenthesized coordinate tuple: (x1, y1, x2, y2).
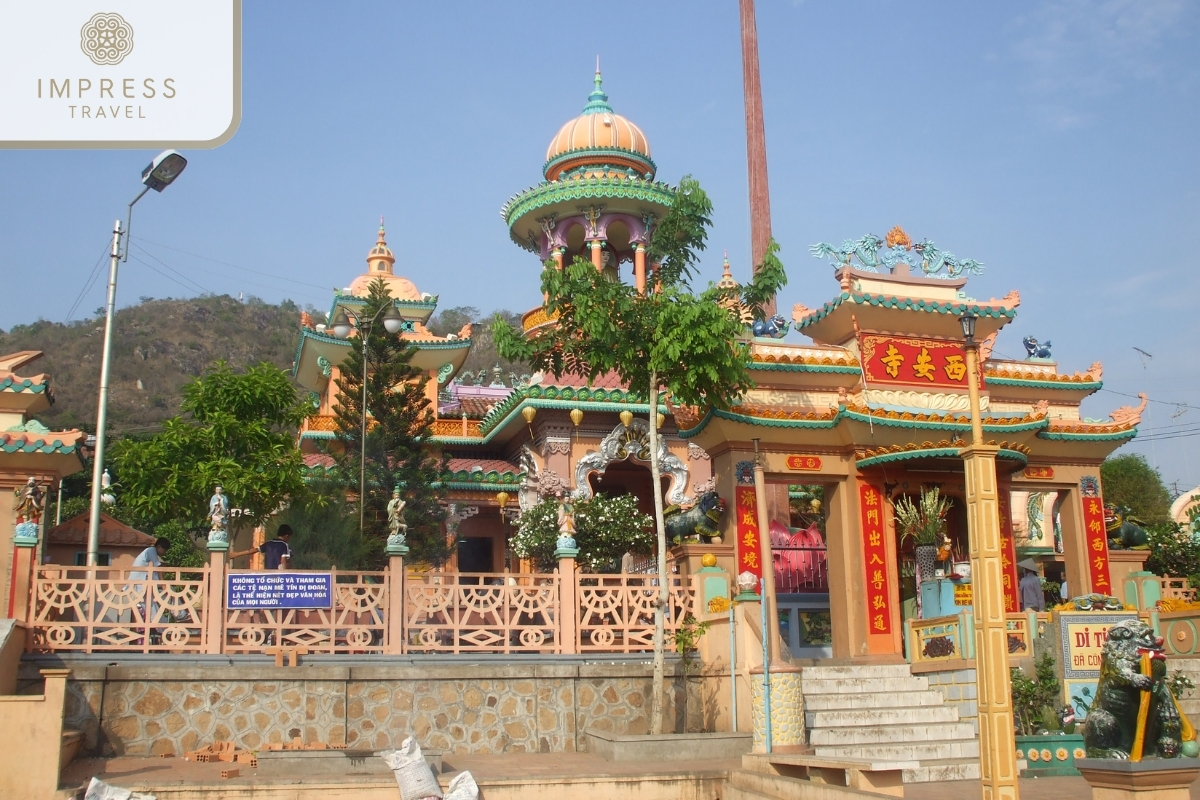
(18, 657, 686, 758)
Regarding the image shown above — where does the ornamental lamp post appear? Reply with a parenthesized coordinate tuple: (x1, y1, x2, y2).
(331, 303, 405, 533)
(86, 150, 188, 567)
(958, 311, 1019, 800)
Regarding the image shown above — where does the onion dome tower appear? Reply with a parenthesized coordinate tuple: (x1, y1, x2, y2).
(502, 68, 677, 297)
(348, 219, 421, 301)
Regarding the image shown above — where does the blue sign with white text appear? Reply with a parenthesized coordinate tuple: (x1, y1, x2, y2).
(227, 572, 332, 609)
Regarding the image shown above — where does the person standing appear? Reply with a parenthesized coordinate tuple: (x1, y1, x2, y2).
(258, 525, 293, 570)
(1019, 564, 1045, 612)
(129, 537, 170, 631)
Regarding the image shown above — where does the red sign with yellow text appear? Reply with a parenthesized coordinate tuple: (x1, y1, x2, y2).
(859, 335, 974, 390)
(859, 483, 892, 634)
(998, 492, 1019, 613)
(1081, 479, 1112, 594)
(734, 485, 763, 580)
(785, 455, 822, 471)
(1023, 466, 1055, 480)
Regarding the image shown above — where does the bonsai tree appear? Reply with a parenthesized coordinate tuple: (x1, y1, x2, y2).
(511, 494, 654, 572)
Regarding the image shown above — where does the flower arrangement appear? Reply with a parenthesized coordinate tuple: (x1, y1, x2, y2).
(894, 487, 951, 547)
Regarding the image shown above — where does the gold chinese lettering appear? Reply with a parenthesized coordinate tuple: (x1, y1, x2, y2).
(1091, 537, 1106, 552)
(872, 595, 886, 610)
(873, 613, 886, 631)
(943, 354, 966, 381)
(741, 511, 757, 527)
(868, 531, 881, 547)
(867, 509, 879, 524)
(880, 344, 904, 378)
(912, 347, 935, 381)
(742, 552, 758, 569)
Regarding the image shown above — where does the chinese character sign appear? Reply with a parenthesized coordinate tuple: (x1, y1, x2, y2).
(998, 492, 1019, 613)
(1080, 477, 1112, 594)
(859, 483, 892, 634)
(734, 485, 763, 580)
(785, 455, 822, 471)
(859, 335, 978, 390)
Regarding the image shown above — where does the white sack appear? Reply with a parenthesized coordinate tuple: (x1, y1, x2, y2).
(84, 776, 157, 800)
(380, 736, 443, 800)
(443, 770, 480, 800)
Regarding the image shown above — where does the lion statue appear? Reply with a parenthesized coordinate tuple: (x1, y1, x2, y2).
(1083, 618, 1184, 759)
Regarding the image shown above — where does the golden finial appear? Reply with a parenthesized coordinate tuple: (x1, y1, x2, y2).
(885, 225, 912, 250)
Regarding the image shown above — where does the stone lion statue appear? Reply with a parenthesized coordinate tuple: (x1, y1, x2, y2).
(1084, 618, 1184, 759)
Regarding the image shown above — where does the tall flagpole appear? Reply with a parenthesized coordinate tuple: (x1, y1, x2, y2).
(739, 0, 775, 315)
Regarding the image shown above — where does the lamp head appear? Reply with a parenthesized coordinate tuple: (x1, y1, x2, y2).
(331, 309, 353, 339)
(141, 150, 188, 192)
(382, 304, 405, 334)
(958, 312, 978, 344)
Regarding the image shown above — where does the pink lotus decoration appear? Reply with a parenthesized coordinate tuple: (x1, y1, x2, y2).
(771, 520, 828, 592)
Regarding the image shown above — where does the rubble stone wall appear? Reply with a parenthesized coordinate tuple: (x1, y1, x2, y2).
(17, 659, 684, 757)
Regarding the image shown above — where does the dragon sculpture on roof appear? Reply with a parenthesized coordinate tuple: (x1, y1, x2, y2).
(810, 226, 984, 278)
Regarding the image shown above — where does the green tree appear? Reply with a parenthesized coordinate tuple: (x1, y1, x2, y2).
(333, 278, 449, 565)
(1101, 453, 1172, 523)
(1145, 522, 1200, 587)
(109, 361, 308, 533)
(271, 480, 371, 570)
(493, 176, 787, 734)
(511, 494, 655, 572)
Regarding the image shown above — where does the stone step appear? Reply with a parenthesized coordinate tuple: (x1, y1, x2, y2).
(801, 676, 929, 695)
(729, 768, 886, 800)
(803, 689, 947, 711)
(800, 664, 914, 680)
(809, 721, 976, 747)
(814, 739, 979, 762)
(806, 705, 960, 728)
(903, 757, 982, 783)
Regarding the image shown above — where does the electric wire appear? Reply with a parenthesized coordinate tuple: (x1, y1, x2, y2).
(64, 241, 115, 322)
(129, 241, 327, 305)
(132, 235, 333, 291)
(127, 254, 211, 297)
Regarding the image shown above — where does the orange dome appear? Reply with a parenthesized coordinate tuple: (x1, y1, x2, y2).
(543, 71, 655, 182)
(348, 221, 422, 301)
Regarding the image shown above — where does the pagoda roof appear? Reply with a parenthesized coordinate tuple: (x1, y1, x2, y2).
(46, 511, 154, 548)
(293, 323, 472, 394)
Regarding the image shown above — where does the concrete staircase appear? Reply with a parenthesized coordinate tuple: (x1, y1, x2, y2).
(801, 664, 980, 783)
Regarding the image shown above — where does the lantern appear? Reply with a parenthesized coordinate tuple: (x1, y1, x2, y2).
(521, 406, 537, 424)
(656, 412, 666, 429)
(496, 491, 510, 510)
(619, 410, 633, 428)
(570, 409, 584, 426)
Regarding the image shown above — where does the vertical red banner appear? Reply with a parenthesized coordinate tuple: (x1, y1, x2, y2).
(859, 483, 892, 634)
(1080, 477, 1112, 595)
(734, 484, 763, 581)
(998, 492, 1019, 613)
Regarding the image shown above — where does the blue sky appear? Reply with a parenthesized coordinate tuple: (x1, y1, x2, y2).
(2, 1, 1198, 492)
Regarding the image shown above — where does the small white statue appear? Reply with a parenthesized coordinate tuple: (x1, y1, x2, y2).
(387, 487, 407, 546)
(208, 485, 229, 532)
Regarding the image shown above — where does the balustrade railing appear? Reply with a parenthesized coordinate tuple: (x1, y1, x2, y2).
(224, 570, 388, 654)
(28, 566, 210, 654)
(25, 561, 698, 657)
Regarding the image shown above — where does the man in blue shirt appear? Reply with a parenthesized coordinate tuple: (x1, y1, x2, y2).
(259, 525, 293, 570)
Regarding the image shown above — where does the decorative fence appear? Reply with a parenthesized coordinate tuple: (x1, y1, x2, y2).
(24, 560, 696, 657)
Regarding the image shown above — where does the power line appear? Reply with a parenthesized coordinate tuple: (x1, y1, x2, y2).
(129, 241, 328, 305)
(127, 246, 214, 295)
(64, 241, 115, 322)
(132, 235, 333, 291)
(1100, 388, 1200, 414)
(127, 254, 210, 297)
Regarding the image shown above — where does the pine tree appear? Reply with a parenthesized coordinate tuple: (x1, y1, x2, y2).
(333, 278, 449, 565)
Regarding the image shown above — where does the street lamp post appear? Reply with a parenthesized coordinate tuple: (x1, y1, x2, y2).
(959, 312, 1019, 800)
(86, 151, 188, 567)
(331, 302, 405, 533)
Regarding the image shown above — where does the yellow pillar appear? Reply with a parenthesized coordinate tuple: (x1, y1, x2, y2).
(963, 344, 1018, 800)
(386, 549, 406, 654)
(204, 546, 227, 655)
(634, 244, 647, 294)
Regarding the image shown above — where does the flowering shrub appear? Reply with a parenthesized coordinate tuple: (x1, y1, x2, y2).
(512, 494, 655, 572)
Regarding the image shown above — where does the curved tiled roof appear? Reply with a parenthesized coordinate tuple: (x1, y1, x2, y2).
(46, 512, 155, 548)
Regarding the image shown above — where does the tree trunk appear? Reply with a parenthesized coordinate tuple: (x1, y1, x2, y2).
(648, 371, 670, 735)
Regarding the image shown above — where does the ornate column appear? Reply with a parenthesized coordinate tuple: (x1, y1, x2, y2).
(385, 538, 408, 655)
(556, 525, 579, 655)
(7, 514, 39, 621)
(553, 247, 564, 269)
(961, 331, 1018, 800)
(589, 240, 604, 270)
(634, 243, 647, 294)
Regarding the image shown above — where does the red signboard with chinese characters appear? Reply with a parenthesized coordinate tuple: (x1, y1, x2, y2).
(785, 455, 822, 471)
(1080, 478, 1113, 594)
(859, 334, 974, 390)
(1023, 466, 1055, 480)
(734, 485, 763, 581)
(998, 492, 1020, 613)
(858, 483, 892, 634)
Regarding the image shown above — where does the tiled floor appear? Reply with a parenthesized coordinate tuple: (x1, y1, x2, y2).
(907, 775, 1200, 799)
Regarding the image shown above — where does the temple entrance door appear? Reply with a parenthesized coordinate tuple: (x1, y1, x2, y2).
(588, 459, 669, 519)
(765, 480, 833, 659)
(458, 537, 494, 574)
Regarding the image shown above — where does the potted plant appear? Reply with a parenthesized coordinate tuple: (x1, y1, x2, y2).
(1012, 652, 1085, 776)
(894, 488, 950, 583)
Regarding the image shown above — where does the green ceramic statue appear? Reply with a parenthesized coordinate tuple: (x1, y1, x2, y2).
(1083, 618, 1193, 759)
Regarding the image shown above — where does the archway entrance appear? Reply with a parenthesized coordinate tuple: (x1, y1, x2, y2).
(588, 458, 670, 519)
